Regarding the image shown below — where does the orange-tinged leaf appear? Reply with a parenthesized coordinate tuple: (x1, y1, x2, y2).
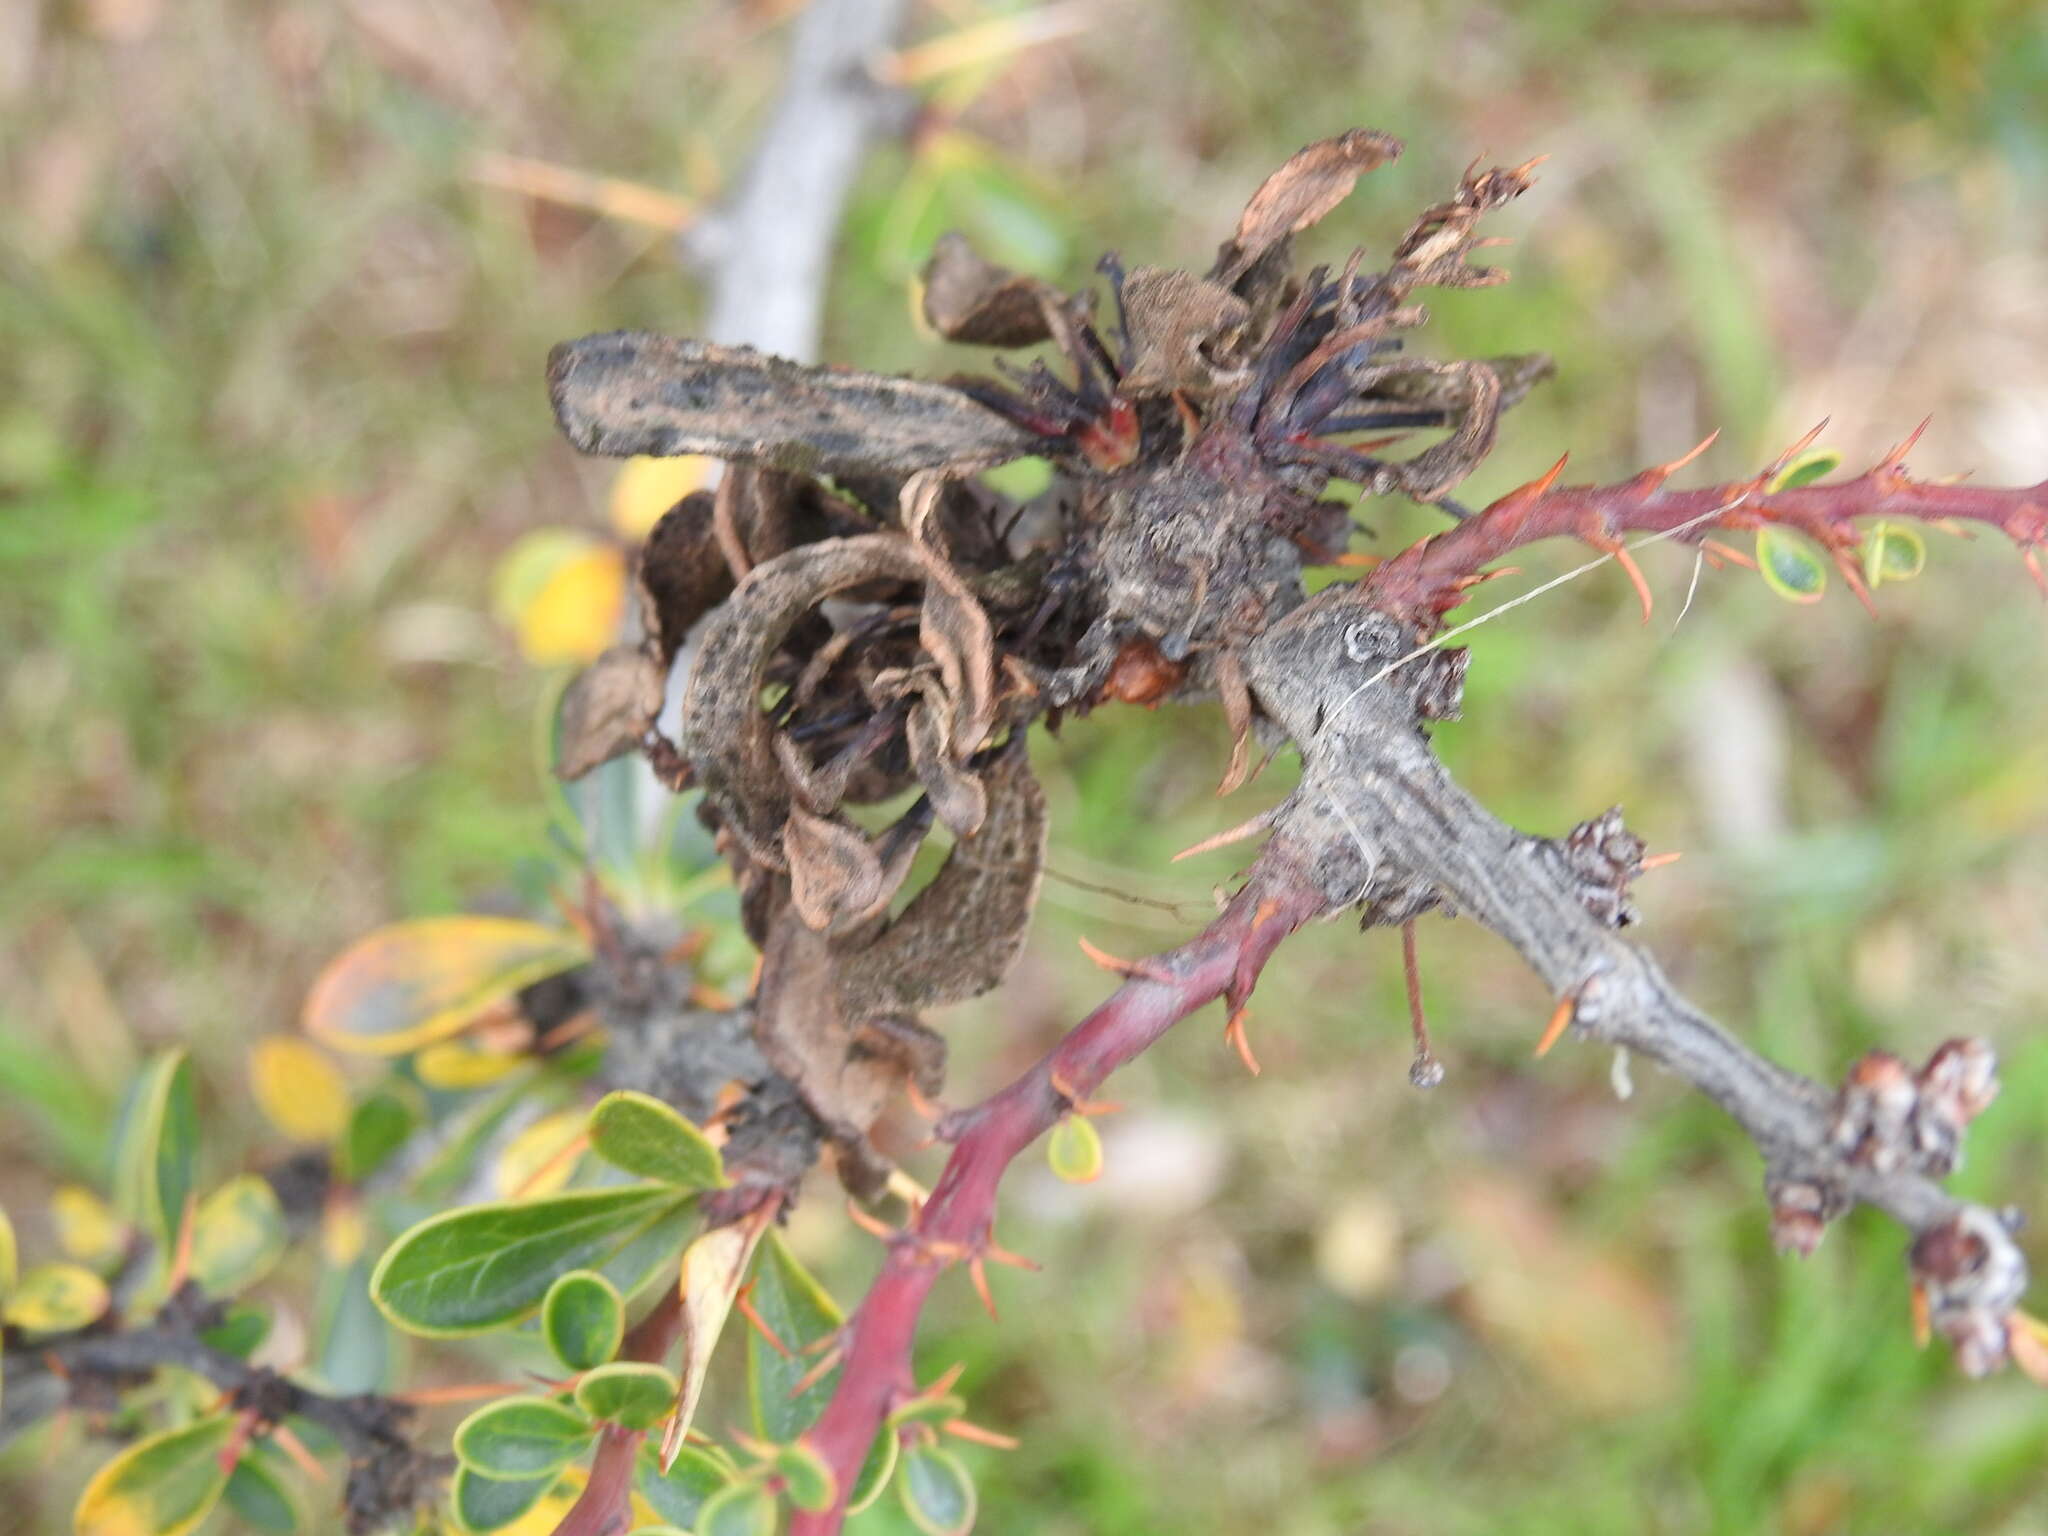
(74, 1415, 238, 1536)
(517, 546, 629, 666)
(609, 455, 712, 540)
(665, 1210, 770, 1468)
(303, 916, 588, 1057)
(493, 1110, 589, 1200)
(248, 1037, 350, 1143)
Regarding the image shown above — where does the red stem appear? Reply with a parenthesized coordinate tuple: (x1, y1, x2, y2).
(553, 1287, 686, 1536)
(791, 862, 1324, 1533)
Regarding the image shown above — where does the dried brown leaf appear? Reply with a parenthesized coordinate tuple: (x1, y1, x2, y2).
(1119, 267, 1252, 398)
(920, 232, 1055, 348)
(555, 644, 664, 781)
(1225, 129, 1403, 272)
(905, 694, 988, 838)
(635, 490, 730, 664)
(782, 805, 897, 935)
(1213, 648, 1254, 796)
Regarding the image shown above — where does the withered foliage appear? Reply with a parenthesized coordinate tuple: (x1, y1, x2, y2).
(549, 131, 1552, 1199)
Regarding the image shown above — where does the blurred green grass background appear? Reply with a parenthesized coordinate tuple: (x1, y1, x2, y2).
(5, 1, 2048, 1531)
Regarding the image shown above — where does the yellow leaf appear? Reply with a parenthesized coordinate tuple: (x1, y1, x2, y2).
(248, 1037, 350, 1144)
(493, 1110, 589, 1200)
(416, 1037, 529, 1090)
(188, 1176, 287, 1297)
(321, 1199, 369, 1268)
(73, 1415, 237, 1536)
(472, 1465, 662, 1536)
(609, 455, 711, 540)
(0, 1204, 15, 1296)
(3, 1261, 110, 1334)
(517, 546, 628, 666)
(665, 1208, 770, 1465)
(51, 1185, 126, 1268)
(302, 916, 588, 1057)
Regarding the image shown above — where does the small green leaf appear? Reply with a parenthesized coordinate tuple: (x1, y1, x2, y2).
(773, 1442, 837, 1513)
(450, 1466, 561, 1534)
(1755, 526, 1829, 604)
(224, 1452, 304, 1535)
(847, 1427, 899, 1515)
(453, 1397, 594, 1480)
(371, 1185, 687, 1337)
(574, 1362, 679, 1431)
(1861, 520, 1927, 589)
(200, 1303, 272, 1361)
(113, 1050, 200, 1249)
(696, 1482, 778, 1536)
(315, 1256, 392, 1395)
(1046, 1115, 1103, 1184)
(1768, 447, 1841, 492)
(543, 1270, 624, 1372)
(636, 1444, 733, 1529)
(587, 1091, 725, 1191)
(2, 1261, 110, 1333)
(189, 1175, 287, 1297)
(746, 1233, 845, 1441)
(898, 1443, 976, 1536)
(73, 1415, 237, 1536)
(340, 1090, 417, 1184)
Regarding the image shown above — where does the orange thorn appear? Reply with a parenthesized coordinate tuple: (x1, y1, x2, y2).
(1910, 1281, 1931, 1350)
(1701, 538, 1756, 570)
(1655, 428, 1720, 482)
(662, 929, 712, 965)
(1526, 452, 1569, 498)
(1332, 550, 1384, 569)
(1639, 850, 1684, 871)
(1534, 995, 1576, 1058)
(1607, 543, 1653, 623)
(944, 1418, 1022, 1450)
(735, 1284, 794, 1359)
(1171, 811, 1276, 863)
(846, 1199, 900, 1243)
(903, 1076, 944, 1122)
(268, 1423, 328, 1483)
(1223, 1005, 1262, 1076)
(925, 1361, 969, 1398)
(969, 1256, 998, 1320)
(982, 1236, 1042, 1272)
(1835, 549, 1879, 618)
(2024, 546, 2048, 600)
(788, 1344, 845, 1399)
(164, 1191, 199, 1295)
(1763, 418, 1831, 481)
(1077, 936, 1173, 983)
(1877, 415, 1932, 474)
(395, 1380, 548, 1406)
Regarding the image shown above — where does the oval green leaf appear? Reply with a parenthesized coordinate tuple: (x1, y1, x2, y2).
(73, 1415, 237, 1536)
(224, 1452, 303, 1535)
(371, 1184, 686, 1337)
(1768, 447, 1841, 492)
(746, 1232, 845, 1441)
(898, 1443, 977, 1536)
(1861, 520, 1927, 588)
(454, 1396, 594, 1480)
(636, 1444, 733, 1529)
(200, 1302, 272, 1361)
(1755, 526, 1828, 604)
(1046, 1114, 1103, 1184)
(341, 1090, 418, 1184)
(696, 1482, 778, 1536)
(587, 1091, 725, 1191)
(773, 1441, 837, 1513)
(450, 1466, 561, 1535)
(303, 916, 589, 1056)
(847, 1426, 900, 1515)
(543, 1269, 625, 1372)
(2, 1261, 110, 1334)
(113, 1049, 199, 1249)
(189, 1175, 287, 1297)
(575, 1361, 679, 1431)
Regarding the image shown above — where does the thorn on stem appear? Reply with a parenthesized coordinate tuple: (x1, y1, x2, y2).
(1223, 1005, 1262, 1076)
(1077, 936, 1175, 984)
(1534, 994, 1577, 1058)
(1401, 921, 1444, 1089)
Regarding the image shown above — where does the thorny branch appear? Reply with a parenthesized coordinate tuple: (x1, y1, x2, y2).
(541, 121, 2048, 1535)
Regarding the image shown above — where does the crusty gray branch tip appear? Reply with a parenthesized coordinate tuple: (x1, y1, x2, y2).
(547, 330, 1042, 475)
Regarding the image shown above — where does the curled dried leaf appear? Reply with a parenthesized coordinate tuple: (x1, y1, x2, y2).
(783, 805, 901, 936)
(556, 644, 666, 781)
(1118, 267, 1253, 398)
(636, 490, 731, 664)
(920, 232, 1056, 348)
(1213, 648, 1256, 796)
(905, 692, 988, 838)
(1221, 128, 1404, 277)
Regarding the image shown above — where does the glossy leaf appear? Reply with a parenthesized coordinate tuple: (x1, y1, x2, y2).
(189, 1175, 288, 1297)
(248, 1037, 350, 1144)
(898, 1443, 976, 1536)
(493, 1109, 588, 1200)
(1046, 1114, 1104, 1184)
(575, 1362, 680, 1430)
(1754, 526, 1828, 604)
(746, 1232, 844, 1442)
(340, 1090, 417, 1183)
(1767, 447, 1842, 492)
(371, 1184, 687, 1337)
(303, 916, 588, 1057)
(51, 1184, 126, 1267)
(2, 1261, 109, 1333)
(773, 1441, 837, 1513)
(846, 1426, 900, 1516)
(223, 1452, 303, 1535)
(695, 1482, 777, 1536)
(587, 1090, 725, 1191)
(1862, 520, 1927, 588)
(113, 1049, 199, 1249)
(636, 1444, 733, 1529)
(450, 1466, 561, 1535)
(73, 1415, 237, 1536)
(543, 1269, 624, 1372)
(454, 1396, 594, 1480)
